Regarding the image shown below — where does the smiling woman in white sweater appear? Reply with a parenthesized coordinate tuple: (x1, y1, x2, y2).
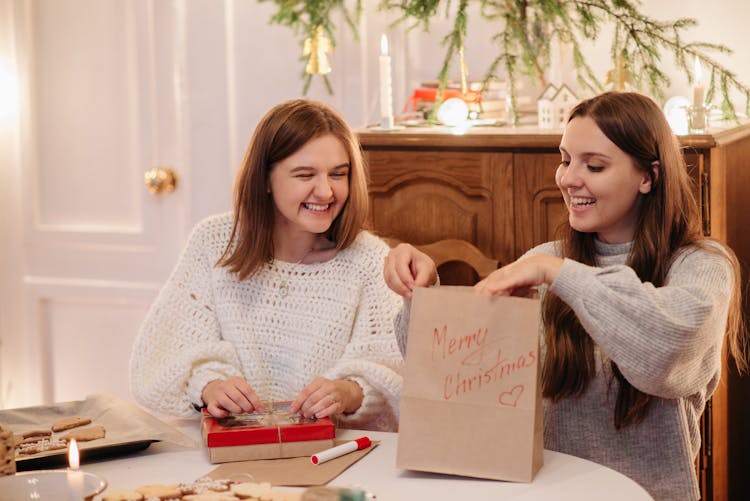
(130, 99, 403, 431)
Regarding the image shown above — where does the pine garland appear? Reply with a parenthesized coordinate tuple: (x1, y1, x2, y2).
(262, 0, 750, 123)
(380, 0, 750, 124)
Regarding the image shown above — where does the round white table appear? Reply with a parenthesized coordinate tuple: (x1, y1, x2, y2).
(82, 424, 653, 501)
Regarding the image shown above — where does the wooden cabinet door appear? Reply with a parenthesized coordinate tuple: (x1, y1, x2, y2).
(365, 149, 515, 266)
(513, 152, 568, 258)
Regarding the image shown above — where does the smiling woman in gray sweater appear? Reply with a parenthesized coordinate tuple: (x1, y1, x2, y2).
(384, 92, 747, 501)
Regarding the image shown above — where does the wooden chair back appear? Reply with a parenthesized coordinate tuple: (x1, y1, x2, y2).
(384, 237, 499, 285)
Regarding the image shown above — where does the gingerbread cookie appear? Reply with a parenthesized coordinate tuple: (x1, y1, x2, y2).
(61, 424, 106, 442)
(16, 435, 52, 446)
(183, 492, 239, 501)
(16, 437, 67, 455)
(135, 484, 182, 500)
(22, 429, 52, 439)
(51, 416, 92, 432)
(101, 490, 145, 501)
(180, 477, 232, 494)
(230, 482, 273, 500)
(265, 491, 302, 501)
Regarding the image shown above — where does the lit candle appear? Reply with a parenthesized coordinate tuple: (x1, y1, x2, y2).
(691, 56, 706, 130)
(379, 34, 394, 129)
(693, 56, 705, 107)
(67, 438, 84, 500)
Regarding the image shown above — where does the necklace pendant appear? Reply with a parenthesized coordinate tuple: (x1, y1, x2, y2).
(279, 280, 289, 298)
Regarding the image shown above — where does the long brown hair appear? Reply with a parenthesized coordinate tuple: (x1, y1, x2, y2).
(542, 91, 747, 428)
(217, 99, 369, 280)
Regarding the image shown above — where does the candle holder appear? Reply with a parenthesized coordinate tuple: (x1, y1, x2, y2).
(687, 105, 710, 133)
(369, 118, 405, 132)
(0, 469, 107, 500)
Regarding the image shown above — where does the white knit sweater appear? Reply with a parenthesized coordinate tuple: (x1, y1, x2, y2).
(130, 213, 405, 431)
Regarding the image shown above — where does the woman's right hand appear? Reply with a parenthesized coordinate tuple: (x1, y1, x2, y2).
(201, 376, 264, 418)
(383, 243, 438, 299)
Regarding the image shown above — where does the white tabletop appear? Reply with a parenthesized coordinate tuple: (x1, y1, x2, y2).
(83, 424, 653, 501)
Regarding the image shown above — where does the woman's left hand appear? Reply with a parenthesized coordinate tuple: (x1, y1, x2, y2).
(475, 254, 564, 296)
(290, 377, 363, 419)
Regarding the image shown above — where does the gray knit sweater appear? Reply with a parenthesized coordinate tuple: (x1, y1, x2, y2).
(396, 238, 733, 500)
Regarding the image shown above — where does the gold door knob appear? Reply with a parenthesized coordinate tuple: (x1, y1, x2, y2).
(144, 167, 178, 194)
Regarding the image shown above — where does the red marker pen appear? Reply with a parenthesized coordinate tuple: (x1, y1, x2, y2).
(311, 436, 372, 465)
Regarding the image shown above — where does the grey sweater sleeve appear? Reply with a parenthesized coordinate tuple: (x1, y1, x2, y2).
(394, 299, 411, 357)
(393, 275, 442, 358)
(549, 246, 733, 399)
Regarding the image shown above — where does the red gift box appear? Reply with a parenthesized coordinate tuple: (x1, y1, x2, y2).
(201, 402, 335, 463)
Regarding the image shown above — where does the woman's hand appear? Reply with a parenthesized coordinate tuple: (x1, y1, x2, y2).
(290, 377, 363, 420)
(475, 254, 564, 296)
(383, 243, 438, 299)
(201, 376, 264, 418)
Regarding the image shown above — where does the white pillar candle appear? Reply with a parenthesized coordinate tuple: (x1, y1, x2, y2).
(692, 56, 705, 107)
(691, 56, 706, 130)
(379, 34, 394, 129)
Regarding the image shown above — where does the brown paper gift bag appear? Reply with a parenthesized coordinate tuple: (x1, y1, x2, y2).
(397, 286, 543, 482)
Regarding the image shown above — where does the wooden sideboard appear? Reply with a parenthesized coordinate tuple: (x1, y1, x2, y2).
(358, 123, 750, 501)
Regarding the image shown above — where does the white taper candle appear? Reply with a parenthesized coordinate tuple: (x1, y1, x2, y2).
(379, 34, 394, 129)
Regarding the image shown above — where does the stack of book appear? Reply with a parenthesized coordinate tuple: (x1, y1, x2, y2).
(402, 79, 520, 124)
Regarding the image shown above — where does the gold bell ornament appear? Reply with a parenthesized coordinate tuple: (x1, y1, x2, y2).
(303, 26, 332, 75)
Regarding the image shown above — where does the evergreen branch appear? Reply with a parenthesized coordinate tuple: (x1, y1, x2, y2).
(323, 74, 335, 95)
(426, 0, 470, 122)
(572, 0, 748, 118)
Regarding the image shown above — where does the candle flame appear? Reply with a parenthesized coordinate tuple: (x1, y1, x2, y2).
(380, 34, 389, 57)
(694, 56, 703, 85)
(68, 438, 80, 470)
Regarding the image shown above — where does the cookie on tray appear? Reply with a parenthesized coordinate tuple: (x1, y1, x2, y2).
(16, 437, 67, 455)
(61, 424, 106, 442)
(51, 416, 92, 432)
(22, 429, 52, 439)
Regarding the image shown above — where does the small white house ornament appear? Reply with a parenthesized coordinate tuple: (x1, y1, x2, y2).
(537, 83, 578, 128)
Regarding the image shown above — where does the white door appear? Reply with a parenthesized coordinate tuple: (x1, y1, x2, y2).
(0, 0, 194, 408)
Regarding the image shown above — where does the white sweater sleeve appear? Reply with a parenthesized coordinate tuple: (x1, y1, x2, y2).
(323, 238, 405, 431)
(549, 246, 733, 398)
(129, 221, 243, 417)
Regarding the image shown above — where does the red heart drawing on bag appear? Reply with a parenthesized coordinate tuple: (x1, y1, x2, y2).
(498, 385, 524, 407)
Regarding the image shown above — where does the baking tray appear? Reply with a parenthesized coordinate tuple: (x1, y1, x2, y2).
(1, 393, 199, 470)
(15, 439, 157, 470)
